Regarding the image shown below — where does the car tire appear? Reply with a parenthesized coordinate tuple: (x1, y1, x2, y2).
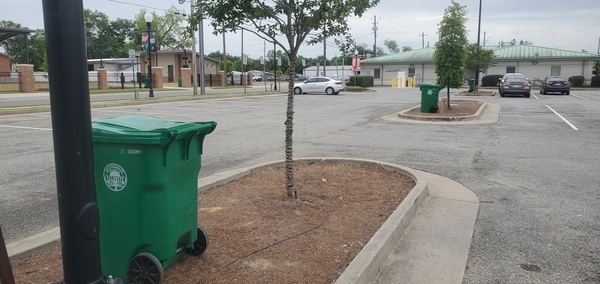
(525, 93, 531, 98)
(500, 91, 505, 97)
(565, 91, 570, 95)
(293, 87, 302, 95)
(326, 87, 334, 95)
(539, 87, 542, 94)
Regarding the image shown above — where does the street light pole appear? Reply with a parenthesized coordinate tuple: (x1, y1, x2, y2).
(353, 49, 358, 86)
(145, 12, 154, 98)
(273, 41, 277, 91)
(475, 0, 482, 92)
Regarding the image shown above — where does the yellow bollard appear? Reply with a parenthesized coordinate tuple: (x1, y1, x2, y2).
(392, 77, 398, 88)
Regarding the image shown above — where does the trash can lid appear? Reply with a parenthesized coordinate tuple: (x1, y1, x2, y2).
(92, 115, 217, 145)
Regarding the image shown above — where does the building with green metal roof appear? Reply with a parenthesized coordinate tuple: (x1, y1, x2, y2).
(360, 44, 600, 86)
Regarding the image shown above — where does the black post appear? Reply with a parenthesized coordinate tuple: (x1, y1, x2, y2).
(474, 0, 482, 92)
(273, 41, 277, 91)
(0, 226, 15, 284)
(146, 23, 154, 98)
(120, 73, 125, 89)
(42, 0, 106, 283)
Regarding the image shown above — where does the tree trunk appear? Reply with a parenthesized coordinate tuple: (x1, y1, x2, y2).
(285, 54, 297, 199)
(446, 85, 451, 110)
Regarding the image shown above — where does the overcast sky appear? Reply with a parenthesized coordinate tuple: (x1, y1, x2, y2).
(2, 0, 599, 60)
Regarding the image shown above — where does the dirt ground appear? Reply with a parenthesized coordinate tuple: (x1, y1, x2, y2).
(404, 99, 485, 117)
(9, 160, 416, 284)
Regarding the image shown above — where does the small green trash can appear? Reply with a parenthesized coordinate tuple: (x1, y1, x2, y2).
(419, 83, 444, 113)
(143, 78, 150, 88)
(178, 77, 182, 87)
(92, 115, 217, 283)
(468, 79, 475, 92)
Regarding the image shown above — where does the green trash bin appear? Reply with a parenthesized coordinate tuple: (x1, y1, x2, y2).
(178, 77, 182, 87)
(143, 78, 150, 88)
(468, 79, 475, 92)
(419, 83, 444, 113)
(92, 115, 217, 283)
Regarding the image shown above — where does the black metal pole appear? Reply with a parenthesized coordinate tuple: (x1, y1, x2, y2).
(474, 0, 482, 91)
(147, 23, 154, 98)
(0, 226, 15, 284)
(42, 0, 106, 283)
(273, 41, 277, 91)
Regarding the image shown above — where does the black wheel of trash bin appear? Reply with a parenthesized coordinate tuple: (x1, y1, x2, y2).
(129, 252, 164, 284)
(186, 226, 209, 256)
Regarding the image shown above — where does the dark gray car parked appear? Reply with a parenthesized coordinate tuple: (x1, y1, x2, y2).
(498, 73, 531, 97)
(539, 76, 570, 95)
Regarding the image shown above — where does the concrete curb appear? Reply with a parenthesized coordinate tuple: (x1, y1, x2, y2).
(197, 157, 429, 284)
(7, 158, 429, 284)
(398, 101, 487, 122)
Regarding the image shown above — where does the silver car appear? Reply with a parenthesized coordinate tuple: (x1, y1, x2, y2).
(293, 77, 346, 95)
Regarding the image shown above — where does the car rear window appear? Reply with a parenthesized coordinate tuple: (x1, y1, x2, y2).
(549, 77, 567, 81)
(506, 77, 526, 82)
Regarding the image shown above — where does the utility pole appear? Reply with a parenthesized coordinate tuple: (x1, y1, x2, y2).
(475, 0, 482, 92)
(419, 32, 427, 49)
(323, 36, 327, 76)
(483, 31, 487, 46)
(273, 41, 277, 91)
(372, 15, 378, 56)
(221, 30, 227, 87)
(198, 11, 205, 94)
(188, 0, 197, 96)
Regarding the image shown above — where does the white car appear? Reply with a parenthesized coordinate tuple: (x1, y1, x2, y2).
(293, 77, 346, 95)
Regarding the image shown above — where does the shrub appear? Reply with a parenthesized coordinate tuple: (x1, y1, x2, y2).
(481, 74, 503, 87)
(568, 76, 585, 87)
(347, 75, 374, 88)
(591, 75, 600, 87)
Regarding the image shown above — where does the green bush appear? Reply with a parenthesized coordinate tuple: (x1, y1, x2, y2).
(568, 76, 585, 87)
(591, 75, 600, 87)
(347, 75, 374, 88)
(482, 75, 503, 87)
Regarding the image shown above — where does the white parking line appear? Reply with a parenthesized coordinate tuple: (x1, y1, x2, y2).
(571, 94, 590, 100)
(531, 93, 539, 99)
(545, 105, 579, 130)
(0, 125, 52, 131)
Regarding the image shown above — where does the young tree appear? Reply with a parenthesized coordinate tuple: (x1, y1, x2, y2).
(134, 7, 191, 52)
(465, 43, 496, 90)
(384, 39, 400, 54)
(433, 1, 468, 109)
(402, 46, 413, 52)
(193, 0, 379, 198)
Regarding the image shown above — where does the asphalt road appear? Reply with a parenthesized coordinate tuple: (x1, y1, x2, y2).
(0, 87, 599, 283)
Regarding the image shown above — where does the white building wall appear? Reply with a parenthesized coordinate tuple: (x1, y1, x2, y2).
(362, 64, 438, 86)
(362, 59, 595, 86)
(485, 60, 594, 84)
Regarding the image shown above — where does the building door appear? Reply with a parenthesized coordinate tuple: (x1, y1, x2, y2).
(168, 65, 174, 83)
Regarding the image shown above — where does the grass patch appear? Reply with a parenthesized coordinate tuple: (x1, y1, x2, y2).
(345, 86, 373, 92)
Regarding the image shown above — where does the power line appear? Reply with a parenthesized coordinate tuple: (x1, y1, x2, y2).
(106, 0, 168, 11)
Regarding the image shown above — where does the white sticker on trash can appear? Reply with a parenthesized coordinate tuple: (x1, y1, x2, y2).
(427, 89, 434, 95)
(103, 163, 128, 191)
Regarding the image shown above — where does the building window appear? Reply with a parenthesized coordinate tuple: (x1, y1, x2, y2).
(506, 66, 516, 73)
(551, 66, 561, 76)
(374, 68, 380, 79)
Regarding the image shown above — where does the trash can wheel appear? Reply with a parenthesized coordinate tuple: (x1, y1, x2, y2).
(129, 252, 164, 284)
(186, 226, 209, 256)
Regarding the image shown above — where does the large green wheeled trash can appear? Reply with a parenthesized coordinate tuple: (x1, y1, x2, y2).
(468, 79, 475, 92)
(92, 115, 217, 284)
(419, 83, 444, 113)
